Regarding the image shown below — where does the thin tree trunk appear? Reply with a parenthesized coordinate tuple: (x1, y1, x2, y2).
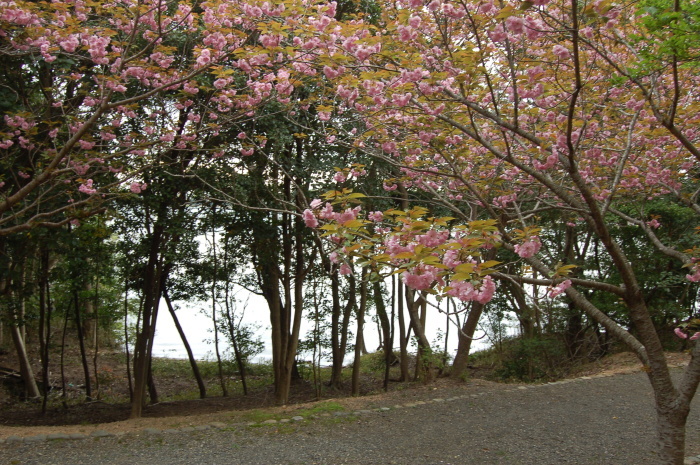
(222, 238, 247, 395)
(210, 220, 228, 397)
(373, 281, 392, 391)
(164, 292, 206, 398)
(223, 302, 248, 396)
(39, 248, 51, 412)
(73, 289, 92, 401)
(330, 272, 356, 388)
(92, 276, 100, 399)
(60, 307, 69, 408)
(352, 270, 368, 396)
(397, 279, 410, 382)
(443, 299, 450, 371)
(311, 284, 322, 399)
(123, 283, 133, 401)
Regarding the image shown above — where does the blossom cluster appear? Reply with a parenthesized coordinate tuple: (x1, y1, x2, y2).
(303, 196, 506, 304)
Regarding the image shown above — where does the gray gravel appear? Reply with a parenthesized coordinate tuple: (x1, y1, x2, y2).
(3, 371, 700, 465)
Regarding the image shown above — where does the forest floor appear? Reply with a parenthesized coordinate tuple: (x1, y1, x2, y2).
(0, 343, 690, 439)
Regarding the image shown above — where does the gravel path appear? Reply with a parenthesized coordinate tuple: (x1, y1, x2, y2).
(3, 370, 700, 465)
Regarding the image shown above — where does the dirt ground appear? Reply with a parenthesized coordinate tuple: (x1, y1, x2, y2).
(0, 346, 690, 440)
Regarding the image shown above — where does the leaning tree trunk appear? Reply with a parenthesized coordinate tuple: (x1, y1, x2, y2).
(164, 292, 206, 398)
(9, 325, 40, 398)
(451, 300, 485, 379)
(1, 267, 40, 399)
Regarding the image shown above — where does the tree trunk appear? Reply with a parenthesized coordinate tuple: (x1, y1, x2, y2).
(60, 308, 69, 407)
(373, 281, 393, 391)
(123, 283, 133, 402)
(92, 275, 100, 399)
(131, 226, 164, 418)
(397, 279, 410, 382)
(352, 270, 368, 395)
(147, 360, 158, 405)
(83, 281, 96, 348)
(276, 210, 307, 404)
(405, 289, 433, 382)
(164, 292, 206, 399)
(222, 239, 247, 395)
(451, 300, 485, 379)
(39, 248, 51, 412)
(73, 289, 92, 401)
(656, 402, 689, 465)
(9, 325, 40, 398)
(330, 272, 356, 388)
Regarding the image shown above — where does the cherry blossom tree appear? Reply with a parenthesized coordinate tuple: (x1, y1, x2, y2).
(0, 0, 342, 416)
(302, 0, 700, 462)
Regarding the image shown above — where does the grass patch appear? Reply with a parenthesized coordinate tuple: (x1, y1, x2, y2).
(295, 401, 345, 416)
(241, 410, 280, 423)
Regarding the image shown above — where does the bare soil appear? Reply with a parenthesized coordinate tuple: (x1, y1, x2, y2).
(0, 345, 690, 440)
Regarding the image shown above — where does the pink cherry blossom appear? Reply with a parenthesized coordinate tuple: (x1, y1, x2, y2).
(303, 209, 319, 228)
(514, 238, 541, 258)
(446, 276, 495, 304)
(505, 16, 525, 35)
(78, 179, 97, 195)
(78, 140, 95, 150)
(646, 219, 661, 229)
(129, 182, 148, 194)
(368, 211, 383, 222)
(548, 280, 572, 298)
(552, 45, 571, 60)
(686, 268, 700, 282)
(402, 265, 441, 291)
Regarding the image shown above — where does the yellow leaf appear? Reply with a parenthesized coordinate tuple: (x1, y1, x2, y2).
(480, 260, 501, 269)
(495, 5, 515, 19)
(555, 264, 577, 276)
(342, 219, 366, 228)
(451, 272, 472, 282)
(455, 263, 475, 273)
(392, 252, 415, 259)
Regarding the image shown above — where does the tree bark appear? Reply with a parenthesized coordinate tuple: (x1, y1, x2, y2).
(405, 289, 433, 382)
(164, 292, 206, 399)
(130, 225, 164, 418)
(330, 273, 356, 388)
(352, 270, 368, 395)
(373, 281, 393, 391)
(397, 279, 410, 382)
(9, 325, 40, 398)
(39, 248, 51, 411)
(451, 301, 485, 379)
(73, 289, 92, 401)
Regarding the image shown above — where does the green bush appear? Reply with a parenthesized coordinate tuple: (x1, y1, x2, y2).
(494, 336, 568, 382)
